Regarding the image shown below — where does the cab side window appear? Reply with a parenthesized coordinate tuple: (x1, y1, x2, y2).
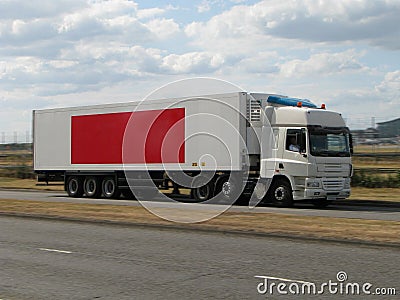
(286, 129, 306, 153)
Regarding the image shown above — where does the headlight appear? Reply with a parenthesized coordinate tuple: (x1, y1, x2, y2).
(344, 178, 351, 189)
(307, 181, 320, 188)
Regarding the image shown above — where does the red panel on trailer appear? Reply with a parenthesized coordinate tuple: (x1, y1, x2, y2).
(71, 108, 185, 164)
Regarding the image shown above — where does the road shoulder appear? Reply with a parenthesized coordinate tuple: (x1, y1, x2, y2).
(1, 198, 399, 248)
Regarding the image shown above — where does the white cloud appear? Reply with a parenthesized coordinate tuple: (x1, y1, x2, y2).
(235, 51, 279, 74)
(375, 71, 400, 96)
(55, 1, 145, 40)
(0, 0, 85, 20)
(197, 1, 211, 13)
(0, 18, 57, 45)
(0, 0, 183, 96)
(145, 18, 180, 40)
(0, 0, 399, 133)
(279, 50, 367, 78)
(11, 19, 26, 35)
(185, 0, 400, 50)
(162, 52, 225, 73)
(326, 88, 399, 129)
(0, 56, 44, 80)
(0, 0, 178, 49)
(137, 7, 165, 19)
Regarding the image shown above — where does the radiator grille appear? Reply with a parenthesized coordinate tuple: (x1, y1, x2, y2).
(325, 164, 342, 172)
(322, 179, 344, 190)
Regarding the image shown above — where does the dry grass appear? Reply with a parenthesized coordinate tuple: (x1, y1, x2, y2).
(349, 187, 400, 201)
(0, 149, 31, 155)
(354, 145, 400, 153)
(0, 199, 398, 245)
(0, 177, 64, 191)
(352, 159, 400, 169)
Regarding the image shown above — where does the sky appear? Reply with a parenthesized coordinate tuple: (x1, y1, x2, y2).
(1, 0, 400, 140)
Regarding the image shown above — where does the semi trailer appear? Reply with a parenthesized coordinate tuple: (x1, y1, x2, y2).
(33, 92, 352, 207)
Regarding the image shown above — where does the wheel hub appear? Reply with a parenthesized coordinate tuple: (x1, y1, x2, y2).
(104, 181, 114, 195)
(274, 187, 285, 201)
(69, 180, 78, 193)
(222, 182, 231, 196)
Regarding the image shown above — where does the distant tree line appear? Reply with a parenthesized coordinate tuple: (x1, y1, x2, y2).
(351, 170, 400, 188)
(0, 143, 32, 151)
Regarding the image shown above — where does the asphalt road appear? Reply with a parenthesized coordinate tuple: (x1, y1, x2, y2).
(0, 216, 398, 299)
(1, 189, 400, 221)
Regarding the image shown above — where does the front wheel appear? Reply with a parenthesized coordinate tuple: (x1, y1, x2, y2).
(269, 179, 293, 207)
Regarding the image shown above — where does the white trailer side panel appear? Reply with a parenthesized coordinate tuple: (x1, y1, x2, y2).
(34, 92, 248, 172)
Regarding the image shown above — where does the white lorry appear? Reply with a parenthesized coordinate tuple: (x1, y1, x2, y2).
(33, 92, 352, 207)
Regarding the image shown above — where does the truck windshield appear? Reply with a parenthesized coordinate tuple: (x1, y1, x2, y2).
(308, 127, 351, 157)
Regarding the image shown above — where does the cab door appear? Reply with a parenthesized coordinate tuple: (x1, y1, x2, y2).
(280, 128, 309, 177)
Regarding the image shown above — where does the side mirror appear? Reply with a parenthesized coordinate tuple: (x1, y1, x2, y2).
(349, 133, 354, 155)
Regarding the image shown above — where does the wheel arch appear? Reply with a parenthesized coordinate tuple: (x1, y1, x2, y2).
(270, 174, 293, 190)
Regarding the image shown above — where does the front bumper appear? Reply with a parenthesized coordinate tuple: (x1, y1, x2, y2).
(301, 177, 351, 200)
(304, 188, 350, 200)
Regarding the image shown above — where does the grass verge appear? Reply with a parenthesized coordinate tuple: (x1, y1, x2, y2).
(0, 199, 399, 246)
(0, 177, 64, 191)
(349, 187, 400, 201)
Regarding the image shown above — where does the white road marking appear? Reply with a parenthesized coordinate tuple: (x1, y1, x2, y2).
(38, 248, 72, 254)
(255, 275, 314, 284)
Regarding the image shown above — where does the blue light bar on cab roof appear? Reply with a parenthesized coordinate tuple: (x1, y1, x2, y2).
(267, 96, 317, 108)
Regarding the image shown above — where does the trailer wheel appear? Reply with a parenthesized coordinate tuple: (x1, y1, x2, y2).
(269, 179, 293, 207)
(84, 176, 101, 198)
(66, 176, 83, 198)
(216, 175, 241, 204)
(192, 179, 214, 202)
(102, 177, 119, 199)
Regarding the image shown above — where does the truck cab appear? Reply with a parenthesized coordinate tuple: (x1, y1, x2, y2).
(249, 94, 352, 207)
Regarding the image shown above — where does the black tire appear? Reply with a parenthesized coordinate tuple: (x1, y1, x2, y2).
(312, 198, 331, 209)
(102, 177, 120, 199)
(269, 179, 293, 207)
(83, 176, 101, 198)
(192, 179, 214, 202)
(215, 175, 242, 204)
(66, 176, 83, 198)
